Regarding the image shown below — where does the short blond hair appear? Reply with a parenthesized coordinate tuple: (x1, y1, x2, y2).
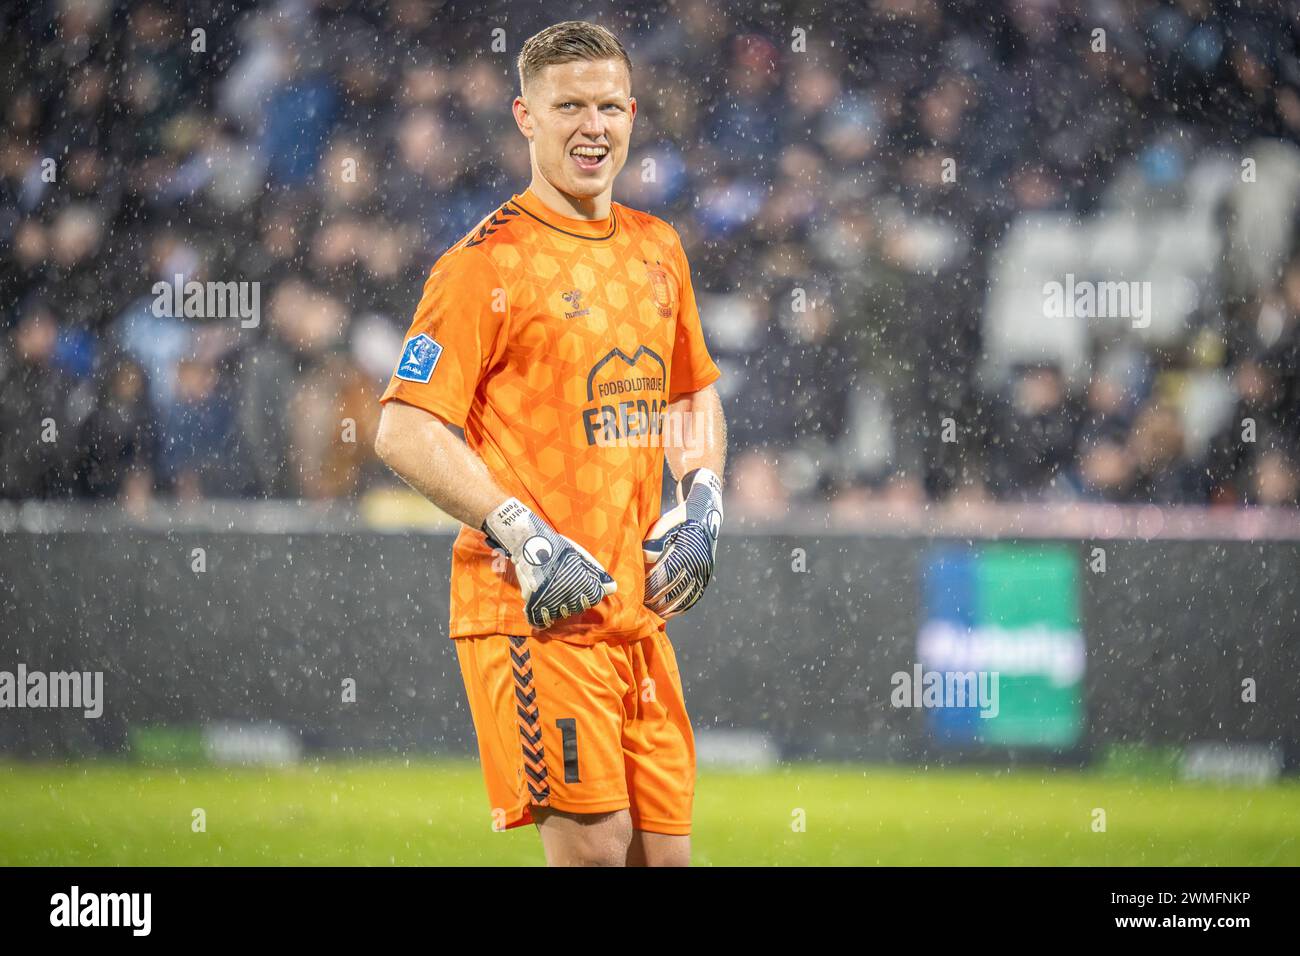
(517, 21, 631, 92)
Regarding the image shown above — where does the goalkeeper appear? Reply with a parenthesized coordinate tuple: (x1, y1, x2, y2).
(373, 20, 726, 867)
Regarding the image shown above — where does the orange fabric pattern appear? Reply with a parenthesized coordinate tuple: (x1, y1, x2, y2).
(380, 189, 721, 644)
(455, 629, 696, 835)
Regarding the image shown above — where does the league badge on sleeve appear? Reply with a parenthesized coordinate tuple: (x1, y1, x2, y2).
(395, 333, 443, 383)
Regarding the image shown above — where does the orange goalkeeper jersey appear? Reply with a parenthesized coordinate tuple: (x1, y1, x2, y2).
(379, 188, 721, 645)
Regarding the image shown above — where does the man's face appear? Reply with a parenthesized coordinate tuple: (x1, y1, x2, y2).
(514, 58, 635, 204)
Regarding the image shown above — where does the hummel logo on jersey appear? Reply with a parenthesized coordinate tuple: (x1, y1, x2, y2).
(396, 333, 443, 383)
(561, 289, 590, 319)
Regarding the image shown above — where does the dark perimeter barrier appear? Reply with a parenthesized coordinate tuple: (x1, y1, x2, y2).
(1, 502, 1297, 768)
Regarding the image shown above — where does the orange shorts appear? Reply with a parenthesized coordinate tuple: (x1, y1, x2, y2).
(454, 628, 695, 836)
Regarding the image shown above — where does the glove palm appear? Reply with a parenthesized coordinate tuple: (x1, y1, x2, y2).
(643, 468, 723, 619)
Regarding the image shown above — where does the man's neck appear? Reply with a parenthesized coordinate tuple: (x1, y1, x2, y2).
(527, 173, 611, 221)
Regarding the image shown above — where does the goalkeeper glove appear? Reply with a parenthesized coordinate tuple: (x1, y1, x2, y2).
(642, 467, 723, 619)
(482, 497, 617, 630)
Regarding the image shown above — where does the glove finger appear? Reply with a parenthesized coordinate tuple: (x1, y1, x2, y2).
(529, 604, 552, 630)
(657, 571, 700, 614)
(552, 562, 613, 625)
(648, 568, 700, 617)
(645, 562, 688, 608)
(643, 500, 688, 563)
(569, 541, 615, 585)
(672, 526, 716, 580)
(657, 580, 704, 619)
(642, 530, 676, 565)
(645, 543, 693, 593)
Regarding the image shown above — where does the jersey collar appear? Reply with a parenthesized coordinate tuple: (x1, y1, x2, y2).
(511, 188, 618, 241)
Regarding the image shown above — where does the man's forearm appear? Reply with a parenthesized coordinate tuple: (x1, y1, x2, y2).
(374, 400, 509, 529)
(665, 384, 727, 482)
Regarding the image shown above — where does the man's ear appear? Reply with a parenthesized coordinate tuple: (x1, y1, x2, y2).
(629, 96, 637, 126)
(512, 95, 533, 140)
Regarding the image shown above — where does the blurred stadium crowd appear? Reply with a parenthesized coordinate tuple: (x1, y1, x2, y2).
(3, 0, 1300, 515)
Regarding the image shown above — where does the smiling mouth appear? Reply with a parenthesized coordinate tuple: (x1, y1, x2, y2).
(570, 144, 610, 170)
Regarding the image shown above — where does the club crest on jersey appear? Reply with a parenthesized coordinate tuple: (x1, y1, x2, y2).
(645, 262, 674, 318)
(561, 289, 590, 320)
(395, 333, 442, 383)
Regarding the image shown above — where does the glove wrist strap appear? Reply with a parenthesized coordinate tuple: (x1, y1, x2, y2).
(680, 467, 723, 504)
(481, 497, 533, 556)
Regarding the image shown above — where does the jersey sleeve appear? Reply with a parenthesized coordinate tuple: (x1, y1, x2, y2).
(379, 245, 508, 428)
(667, 231, 722, 398)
